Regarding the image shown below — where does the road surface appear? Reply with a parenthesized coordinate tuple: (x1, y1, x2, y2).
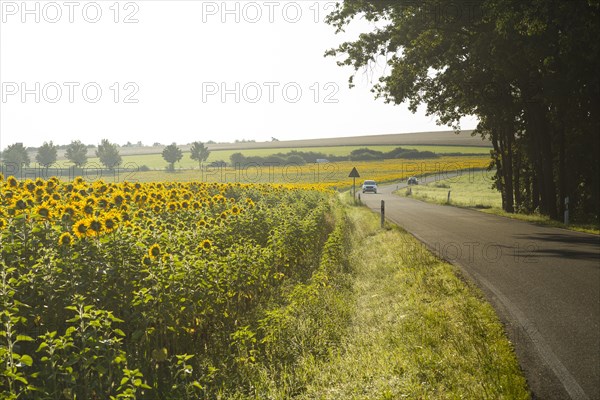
(360, 180, 599, 400)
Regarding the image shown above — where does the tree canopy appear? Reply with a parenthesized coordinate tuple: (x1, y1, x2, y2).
(162, 143, 183, 171)
(36, 141, 58, 167)
(65, 140, 88, 167)
(1, 143, 30, 168)
(190, 141, 211, 169)
(96, 139, 122, 170)
(325, 0, 599, 222)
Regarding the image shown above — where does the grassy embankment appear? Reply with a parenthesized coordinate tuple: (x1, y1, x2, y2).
(250, 195, 530, 399)
(398, 171, 599, 234)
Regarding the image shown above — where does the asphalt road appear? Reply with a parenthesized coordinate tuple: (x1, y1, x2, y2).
(359, 180, 599, 400)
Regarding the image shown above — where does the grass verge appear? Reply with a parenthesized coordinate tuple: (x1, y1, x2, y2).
(250, 196, 530, 399)
(398, 173, 599, 235)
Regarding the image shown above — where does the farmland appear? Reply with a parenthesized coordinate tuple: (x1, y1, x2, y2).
(79, 145, 490, 171)
(0, 176, 341, 398)
(38, 156, 492, 189)
(0, 174, 528, 398)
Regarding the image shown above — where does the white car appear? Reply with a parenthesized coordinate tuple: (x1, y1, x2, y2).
(362, 180, 378, 194)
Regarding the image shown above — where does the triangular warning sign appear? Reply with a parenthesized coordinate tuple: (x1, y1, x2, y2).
(348, 167, 360, 178)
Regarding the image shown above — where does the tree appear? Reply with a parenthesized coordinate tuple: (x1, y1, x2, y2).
(65, 140, 88, 167)
(325, 0, 599, 221)
(162, 143, 183, 171)
(36, 141, 58, 167)
(96, 139, 122, 170)
(1, 142, 30, 170)
(230, 152, 245, 166)
(190, 141, 211, 169)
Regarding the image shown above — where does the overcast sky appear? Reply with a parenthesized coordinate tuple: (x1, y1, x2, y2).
(0, 1, 477, 149)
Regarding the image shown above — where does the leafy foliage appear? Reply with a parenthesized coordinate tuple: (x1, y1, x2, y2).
(325, 0, 599, 222)
(162, 144, 183, 171)
(96, 139, 122, 170)
(0, 176, 341, 398)
(65, 140, 88, 167)
(1, 143, 30, 168)
(35, 142, 58, 167)
(189, 142, 211, 169)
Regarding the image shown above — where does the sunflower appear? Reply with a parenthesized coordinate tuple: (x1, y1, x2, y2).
(73, 220, 88, 238)
(0, 218, 7, 230)
(58, 232, 73, 246)
(87, 218, 104, 236)
(97, 198, 109, 209)
(230, 206, 241, 215)
(103, 215, 118, 233)
(142, 255, 152, 266)
(198, 239, 212, 252)
(83, 204, 94, 216)
(14, 198, 28, 211)
(7, 176, 18, 187)
(112, 192, 125, 206)
(35, 205, 52, 220)
(148, 244, 161, 259)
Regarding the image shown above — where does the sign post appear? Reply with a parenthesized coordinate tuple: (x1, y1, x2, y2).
(349, 167, 360, 203)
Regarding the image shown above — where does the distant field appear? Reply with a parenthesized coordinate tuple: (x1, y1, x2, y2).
(81, 145, 490, 170)
(38, 130, 491, 162)
(81, 156, 492, 188)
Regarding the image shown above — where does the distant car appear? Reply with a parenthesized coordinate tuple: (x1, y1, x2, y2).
(362, 180, 378, 194)
(407, 177, 419, 185)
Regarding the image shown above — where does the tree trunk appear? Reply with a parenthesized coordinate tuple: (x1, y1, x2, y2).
(526, 102, 558, 218)
(514, 146, 522, 211)
(503, 125, 515, 213)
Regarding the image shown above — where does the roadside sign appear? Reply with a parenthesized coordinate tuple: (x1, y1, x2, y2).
(349, 167, 360, 202)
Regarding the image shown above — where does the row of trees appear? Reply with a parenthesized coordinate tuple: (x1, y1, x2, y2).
(162, 142, 210, 171)
(0, 140, 122, 170)
(326, 0, 599, 221)
(0, 141, 211, 172)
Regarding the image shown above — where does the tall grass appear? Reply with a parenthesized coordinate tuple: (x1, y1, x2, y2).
(292, 199, 530, 399)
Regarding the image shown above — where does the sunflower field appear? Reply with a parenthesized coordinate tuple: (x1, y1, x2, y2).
(0, 174, 350, 398)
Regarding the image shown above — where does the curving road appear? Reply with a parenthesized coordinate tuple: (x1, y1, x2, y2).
(359, 180, 599, 400)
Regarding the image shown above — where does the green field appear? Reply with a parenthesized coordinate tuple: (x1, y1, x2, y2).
(399, 172, 600, 234)
(403, 171, 502, 209)
(74, 145, 490, 170)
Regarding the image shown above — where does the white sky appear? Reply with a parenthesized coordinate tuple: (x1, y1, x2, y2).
(0, 1, 477, 149)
